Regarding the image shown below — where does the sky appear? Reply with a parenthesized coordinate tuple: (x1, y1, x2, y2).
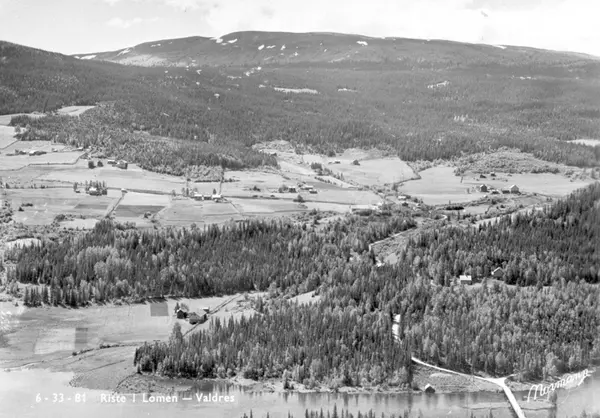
(0, 0, 598, 56)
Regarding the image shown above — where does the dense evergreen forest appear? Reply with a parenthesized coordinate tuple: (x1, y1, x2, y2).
(403, 184, 600, 285)
(6, 214, 415, 306)
(2, 41, 600, 170)
(6, 184, 600, 384)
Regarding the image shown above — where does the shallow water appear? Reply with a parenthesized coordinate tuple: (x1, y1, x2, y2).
(1, 369, 598, 418)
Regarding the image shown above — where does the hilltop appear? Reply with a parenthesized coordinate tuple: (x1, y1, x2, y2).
(1, 32, 600, 171)
(73, 31, 600, 69)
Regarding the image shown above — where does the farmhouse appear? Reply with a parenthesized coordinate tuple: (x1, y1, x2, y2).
(509, 184, 519, 193)
(477, 184, 488, 192)
(309, 189, 318, 194)
(176, 309, 188, 319)
(116, 160, 128, 169)
(211, 194, 223, 202)
(107, 159, 116, 165)
(202, 307, 210, 313)
(192, 192, 204, 201)
(88, 187, 100, 196)
(459, 275, 472, 285)
(188, 312, 207, 325)
(288, 187, 297, 193)
(492, 267, 504, 278)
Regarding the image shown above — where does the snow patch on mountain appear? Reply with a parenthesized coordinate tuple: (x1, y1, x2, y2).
(117, 48, 132, 56)
(274, 87, 319, 94)
(228, 39, 237, 44)
(79, 55, 96, 60)
(357, 41, 368, 46)
(258, 45, 265, 50)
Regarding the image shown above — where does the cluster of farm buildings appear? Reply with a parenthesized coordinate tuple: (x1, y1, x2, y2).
(176, 306, 210, 325)
(476, 184, 520, 194)
(456, 267, 504, 285)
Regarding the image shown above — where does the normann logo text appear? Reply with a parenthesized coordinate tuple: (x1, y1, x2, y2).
(526, 369, 592, 402)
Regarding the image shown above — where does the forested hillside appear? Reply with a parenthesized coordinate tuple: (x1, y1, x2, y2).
(2, 39, 600, 169)
(404, 183, 600, 284)
(7, 184, 599, 384)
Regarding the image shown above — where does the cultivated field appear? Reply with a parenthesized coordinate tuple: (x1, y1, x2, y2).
(113, 191, 170, 219)
(301, 149, 418, 186)
(0, 294, 259, 367)
(158, 199, 244, 226)
(4, 187, 119, 226)
(2, 140, 71, 154)
(0, 126, 17, 149)
(0, 140, 83, 170)
(37, 162, 186, 193)
(400, 166, 595, 205)
(55, 106, 96, 116)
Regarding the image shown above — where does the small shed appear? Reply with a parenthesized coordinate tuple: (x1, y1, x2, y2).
(424, 384, 436, 393)
(509, 184, 519, 193)
(176, 309, 188, 319)
(459, 275, 472, 285)
(116, 160, 128, 169)
(189, 312, 207, 325)
(478, 184, 488, 192)
(309, 189, 318, 194)
(202, 307, 210, 313)
(492, 267, 504, 278)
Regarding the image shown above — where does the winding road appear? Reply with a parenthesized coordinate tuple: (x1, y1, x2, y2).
(392, 317, 527, 418)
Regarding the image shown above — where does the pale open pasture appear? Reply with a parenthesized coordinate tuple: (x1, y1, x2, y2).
(230, 197, 306, 214)
(570, 139, 600, 147)
(400, 166, 595, 205)
(0, 151, 82, 170)
(55, 106, 96, 116)
(0, 295, 255, 366)
(37, 162, 186, 193)
(2, 140, 71, 154)
(4, 188, 119, 226)
(120, 191, 175, 209)
(0, 126, 17, 148)
(158, 199, 244, 226)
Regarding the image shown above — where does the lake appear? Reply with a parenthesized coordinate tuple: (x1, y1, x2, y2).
(1, 369, 598, 418)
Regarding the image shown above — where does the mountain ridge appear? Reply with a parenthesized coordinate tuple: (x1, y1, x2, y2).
(69, 30, 600, 68)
